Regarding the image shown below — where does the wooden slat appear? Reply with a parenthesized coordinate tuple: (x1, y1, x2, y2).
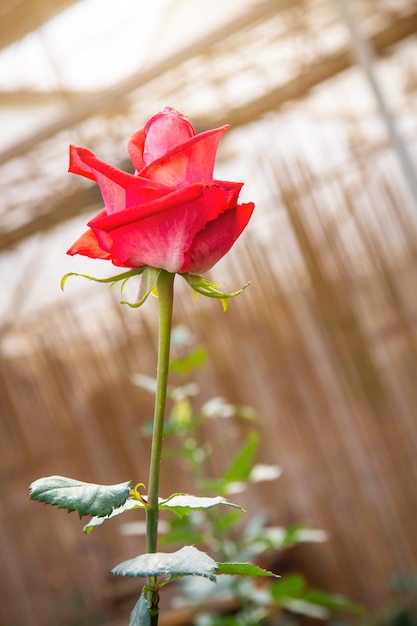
(0, 0, 79, 50)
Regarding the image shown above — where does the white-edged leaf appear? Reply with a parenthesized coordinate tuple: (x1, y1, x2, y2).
(29, 475, 131, 518)
(160, 493, 244, 517)
(111, 546, 217, 581)
(130, 593, 150, 626)
(249, 464, 282, 482)
(83, 498, 142, 534)
(281, 598, 329, 619)
(84, 492, 243, 533)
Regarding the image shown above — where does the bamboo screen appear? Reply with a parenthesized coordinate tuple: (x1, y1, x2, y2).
(1, 128, 417, 626)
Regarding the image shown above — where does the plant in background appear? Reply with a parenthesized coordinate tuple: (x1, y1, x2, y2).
(362, 574, 417, 626)
(29, 108, 276, 626)
(130, 328, 363, 626)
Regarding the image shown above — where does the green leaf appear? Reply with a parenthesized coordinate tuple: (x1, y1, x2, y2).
(130, 592, 150, 626)
(212, 511, 244, 534)
(160, 529, 206, 546)
(83, 498, 142, 534)
(281, 598, 330, 619)
(304, 589, 364, 615)
(270, 574, 307, 601)
(236, 405, 258, 420)
(169, 398, 193, 428)
(160, 494, 244, 517)
(122, 266, 162, 308)
(224, 431, 259, 484)
(111, 546, 217, 581)
(216, 562, 278, 578)
(61, 268, 144, 292)
(29, 476, 131, 518)
(169, 346, 207, 374)
(269, 575, 363, 618)
(84, 492, 243, 533)
(181, 273, 250, 311)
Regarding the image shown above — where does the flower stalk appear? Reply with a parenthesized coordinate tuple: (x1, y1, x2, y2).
(145, 270, 175, 623)
(35, 108, 255, 625)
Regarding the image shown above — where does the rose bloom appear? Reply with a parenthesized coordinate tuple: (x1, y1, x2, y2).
(67, 108, 254, 274)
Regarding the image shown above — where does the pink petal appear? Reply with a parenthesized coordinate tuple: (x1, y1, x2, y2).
(127, 126, 146, 172)
(67, 213, 130, 267)
(89, 182, 243, 272)
(67, 211, 113, 260)
(128, 109, 194, 172)
(89, 181, 241, 231)
(140, 126, 229, 187)
(142, 108, 195, 165)
(69, 145, 171, 214)
(181, 202, 255, 274)
(68, 145, 97, 181)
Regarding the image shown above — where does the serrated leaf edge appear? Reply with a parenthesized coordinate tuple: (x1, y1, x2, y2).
(29, 475, 131, 518)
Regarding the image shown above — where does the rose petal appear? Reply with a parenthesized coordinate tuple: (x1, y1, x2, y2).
(67, 209, 112, 260)
(67, 209, 128, 265)
(89, 181, 242, 231)
(181, 202, 255, 273)
(67, 109, 254, 274)
(142, 108, 195, 165)
(68, 145, 97, 181)
(128, 109, 194, 172)
(89, 182, 243, 272)
(69, 145, 171, 214)
(140, 126, 229, 187)
(127, 127, 146, 172)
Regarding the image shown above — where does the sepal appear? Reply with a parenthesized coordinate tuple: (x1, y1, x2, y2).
(122, 266, 162, 308)
(181, 273, 250, 311)
(60, 266, 165, 308)
(61, 268, 144, 292)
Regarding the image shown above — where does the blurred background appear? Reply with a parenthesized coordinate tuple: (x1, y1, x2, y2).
(1, 0, 417, 624)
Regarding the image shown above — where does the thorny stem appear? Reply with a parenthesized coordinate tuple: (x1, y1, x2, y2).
(145, 271, 175, 625)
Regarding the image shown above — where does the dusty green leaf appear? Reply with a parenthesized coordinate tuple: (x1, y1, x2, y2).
(84, 492, 243, 533)
(160, 493, 244, 517)
(129, 593, 150, 626)
(29, 475, 131, 518)
(111, 546, 217, 581)
(304, 589, 363, 614)
(83, 498, 142, 534)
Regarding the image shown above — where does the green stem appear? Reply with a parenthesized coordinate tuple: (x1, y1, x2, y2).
(145, 270, 175, 624)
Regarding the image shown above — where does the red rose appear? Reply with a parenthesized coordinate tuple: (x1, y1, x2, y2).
(67, 107, 254, 274)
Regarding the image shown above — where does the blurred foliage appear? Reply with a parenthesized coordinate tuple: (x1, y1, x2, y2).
(132, 326, 363, 625)
(362, 574, 417, 626)
(46, 587, 104, 626)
